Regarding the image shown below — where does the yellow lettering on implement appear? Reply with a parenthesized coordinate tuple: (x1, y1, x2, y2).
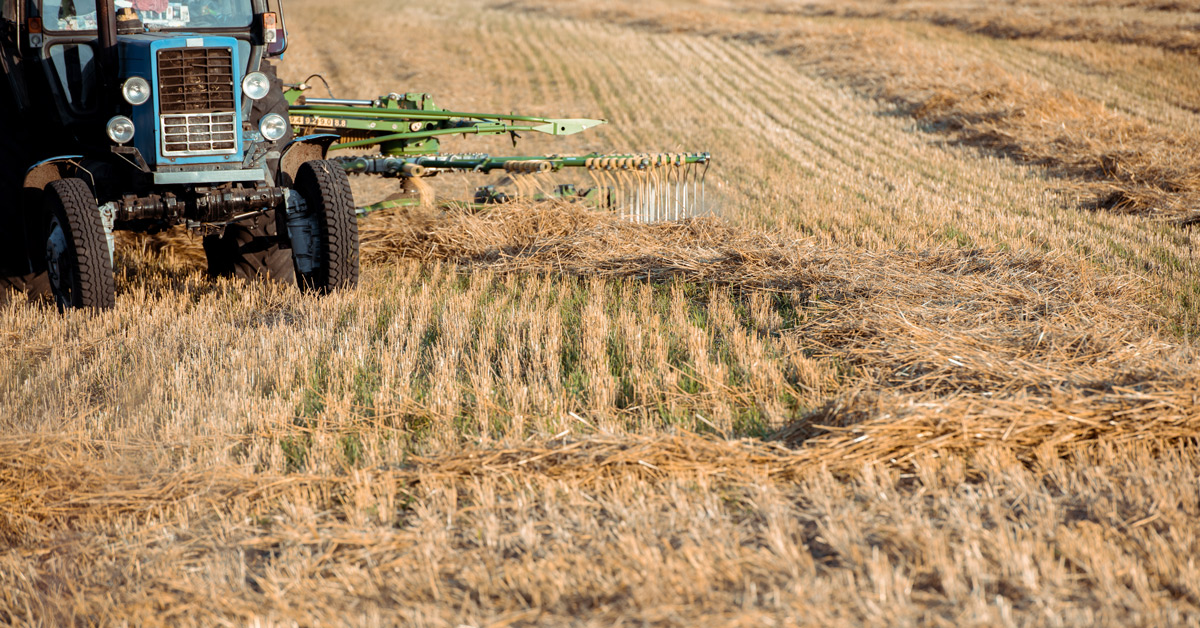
(289, 116, 347, 129)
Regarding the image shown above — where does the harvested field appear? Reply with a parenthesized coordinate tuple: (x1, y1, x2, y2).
(3, 0, 1200, 626)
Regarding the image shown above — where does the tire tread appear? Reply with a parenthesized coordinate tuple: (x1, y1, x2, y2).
(297, 160, 359, 292)
(48, 179, 115, 310)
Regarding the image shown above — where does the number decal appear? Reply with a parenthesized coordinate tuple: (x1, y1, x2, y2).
(290, 116, 348, 129)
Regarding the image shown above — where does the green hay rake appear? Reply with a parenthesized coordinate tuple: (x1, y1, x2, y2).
(286, 87, 711, 221)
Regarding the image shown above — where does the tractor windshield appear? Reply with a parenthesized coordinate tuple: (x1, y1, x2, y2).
(42, 0, 253, 32)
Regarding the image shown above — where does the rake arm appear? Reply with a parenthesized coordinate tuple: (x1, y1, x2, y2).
(288, 91, 605, 155)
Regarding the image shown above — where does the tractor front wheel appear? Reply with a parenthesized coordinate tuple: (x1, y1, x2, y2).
(290, 160, 359, 293)
(43, 178, 116, 311)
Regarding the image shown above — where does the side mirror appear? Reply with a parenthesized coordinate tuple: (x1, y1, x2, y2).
(263, 11, 287, 57)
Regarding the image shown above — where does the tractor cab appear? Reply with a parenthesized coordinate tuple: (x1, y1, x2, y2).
(0, 0, 360, 310)
(38, 0, 258, 121)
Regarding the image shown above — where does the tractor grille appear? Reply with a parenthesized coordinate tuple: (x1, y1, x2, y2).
(161, 113, 238, 156)
(157, 47, 235, 113)
(157, 47, 237, 156)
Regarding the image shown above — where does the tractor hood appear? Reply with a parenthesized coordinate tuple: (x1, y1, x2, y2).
(116, 33, 250, 172)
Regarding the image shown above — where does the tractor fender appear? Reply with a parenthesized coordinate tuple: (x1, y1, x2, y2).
(4, 156, 85, 287)
(279, 135, 339, 188)
(23, 156, 85, 192)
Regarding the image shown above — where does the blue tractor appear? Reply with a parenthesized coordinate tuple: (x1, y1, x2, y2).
(0, 0, 359, 310)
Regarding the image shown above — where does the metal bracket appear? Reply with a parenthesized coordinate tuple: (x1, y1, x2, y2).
(111, 145, 151, 173)
(284, 190, 320, 275)
(98, 202, 117, 266)
(152, 168, 267, 185)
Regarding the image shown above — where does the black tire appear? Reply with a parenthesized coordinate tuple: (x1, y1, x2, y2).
(0, 126, 42, 304)
(202, 210, 296, 283)
(294, 160, 359, 292)
(43, 178, 115, 311)
(0, 134, 24, 278)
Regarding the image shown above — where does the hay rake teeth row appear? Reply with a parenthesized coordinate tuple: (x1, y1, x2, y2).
(336, 152, 711, 222)
(287, 87, 711, 222)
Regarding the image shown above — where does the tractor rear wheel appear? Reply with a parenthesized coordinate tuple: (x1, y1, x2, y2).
(43, 178, 116, 311)
(292, 160, 359, 293)
(202, 210, 296, 283)
(0, 131, 50, 304)
(0, 135, 23, 279)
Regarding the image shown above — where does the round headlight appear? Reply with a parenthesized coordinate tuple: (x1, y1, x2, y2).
(242, 71, 271, 101)
(122, 76, 151, 106)
(106, 116, 135, 144)
(259, 113, 289, 142)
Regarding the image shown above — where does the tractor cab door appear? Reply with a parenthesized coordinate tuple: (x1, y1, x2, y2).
(37, 0, 102, 123)
(0, 0, 32, 114)
(0, 1, 35, 286)
(44, 39, 99, 113)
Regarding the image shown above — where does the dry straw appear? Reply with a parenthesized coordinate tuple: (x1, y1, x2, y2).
(5, 428, 1197, 625)
(360, 201, 815, 290)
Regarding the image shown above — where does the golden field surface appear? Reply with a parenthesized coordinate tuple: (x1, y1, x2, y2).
(3, 0, 1200, 625)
